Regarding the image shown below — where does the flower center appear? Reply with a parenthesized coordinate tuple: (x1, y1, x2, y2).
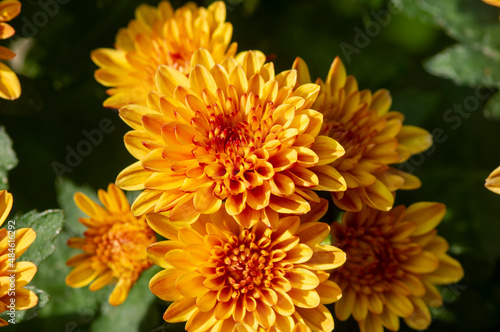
(209, 230, 279, 296)
(333, 225, 408, 292)
(89, 221, 155, 280)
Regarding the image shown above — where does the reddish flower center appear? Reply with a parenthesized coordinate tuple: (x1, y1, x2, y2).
(206, 229, 288, 298)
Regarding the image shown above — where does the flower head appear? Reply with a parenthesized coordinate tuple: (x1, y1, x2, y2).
(294, 57, 432, 212)
(0, 0, 21, 100)
(485, 165, 500, 194)
(65, 184, 156, 306)
(147, 199, 346, 332)
(0, 190, 38, 326)
(92, 1, 237, 109)
(116, 50, 346, 228)
(330, 202, 464, 332)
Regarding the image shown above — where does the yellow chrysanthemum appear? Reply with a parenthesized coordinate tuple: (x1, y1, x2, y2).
(92, 1, 237, 109)
(330, 202, 464, 332)
(0, 0, 21, 100)
(294, 57, 432, 212)
(485, 165, 500, 194)
(0, 190, 38, 326)
(65, 184, 156, 306)
(147, 199, 346, 332)
(116, 49, 347, 228)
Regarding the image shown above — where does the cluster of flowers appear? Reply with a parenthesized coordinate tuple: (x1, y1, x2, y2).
(0, 1, 470, 331)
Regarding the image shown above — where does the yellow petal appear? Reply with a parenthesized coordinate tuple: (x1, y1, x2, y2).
(401, 250, 439, 274)
(288, 288, 320, 308)
(173, 270, 207, 299)
(89, 270, 114, 291)
(0, 190, 13, 226)
(316, 280, 342, 304)
(335, 286, 355, 321)
(286, 268, 320, 290)
(116, 161, 153, 191)
(156, 65, 190, 97)
(149, 268, 183, 301)
(312, 165, 347, 192)
(12, 288, 38, 311)
(485, 165, 500, 194)
(385, 292, 414, 318)
(65, 261, 100, 288)
(404, 202, 446, 236)
(146, 213, 180, 240)
(397, 125, 433, 156)
(0, 62, 21, 100)
(292, 57, 312, 85)
(269, 194, 310, 214)
(163, 297, 197, 323)
(310, 136, 345, 165)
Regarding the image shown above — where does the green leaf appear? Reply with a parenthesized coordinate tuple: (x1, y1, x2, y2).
(424, 44, 500, 88)
(14, 210, 65, 266)
(403, 0, 500, 49)
(89, 267, 161, 332)
(0, 127, 18, 190)
(403, 0, 500, 87)
(484, 90, 500, 119)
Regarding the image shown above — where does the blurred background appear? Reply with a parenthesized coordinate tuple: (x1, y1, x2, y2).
(1, 0, 499, 331)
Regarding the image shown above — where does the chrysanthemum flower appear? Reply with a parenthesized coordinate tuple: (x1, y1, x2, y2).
(116, 49, 347, 228)
(0, 0, 21, 100)
(293, 57, 432, 212)
(330, 202, 464, 332)
(485, 165, 500, 194)
(91, 1, 237, 109)
(147, 199, 346, 331)
(0, 190, 38, 326)
(65, 184, 156, 306)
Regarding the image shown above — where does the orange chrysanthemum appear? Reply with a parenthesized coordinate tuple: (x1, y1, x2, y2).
(65, 184, 156, 306)
(330, 202, 464, 332)
(294, 57, 432, 212)
(92, 1, 237, 109)
(485, 165, 500, 194)
(116, 49, 347, 228)
(0, 190, 38, 326)
(147, 199, 346, 332)
(0, 0, 21, 100)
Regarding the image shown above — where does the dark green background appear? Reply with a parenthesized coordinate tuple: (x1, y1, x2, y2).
(1, 0, 499, 331)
